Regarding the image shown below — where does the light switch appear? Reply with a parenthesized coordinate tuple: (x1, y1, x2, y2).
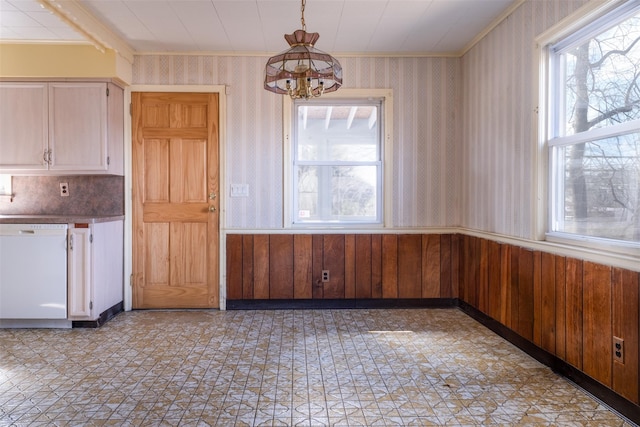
(230, 184, 249, 197)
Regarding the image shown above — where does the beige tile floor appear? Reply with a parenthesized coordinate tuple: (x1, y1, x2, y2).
(0, 308, 635, 426)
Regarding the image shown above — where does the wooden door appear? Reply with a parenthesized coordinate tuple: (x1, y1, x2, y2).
(132, 92, 219, 308)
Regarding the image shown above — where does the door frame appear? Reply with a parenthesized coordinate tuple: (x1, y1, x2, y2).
(124, 85, 228, 311)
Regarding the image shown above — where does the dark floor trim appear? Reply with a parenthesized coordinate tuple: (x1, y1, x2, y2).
(226, 298, 458, 310)
(72, 301, 124, 328)
(457, 300, 640, 426)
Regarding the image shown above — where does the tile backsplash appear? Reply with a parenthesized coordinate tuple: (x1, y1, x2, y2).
(0, 175, 124, 216)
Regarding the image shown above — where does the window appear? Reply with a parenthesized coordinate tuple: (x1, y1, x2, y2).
(544, 2, 640, 247)
(284, 90, 392, 227)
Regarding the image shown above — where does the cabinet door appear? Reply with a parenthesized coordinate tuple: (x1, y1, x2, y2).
(92, 221, 124, 314)
(0, 83, 48, 171)
(68, 226, 92, 318)
(49, 83, 108, 172)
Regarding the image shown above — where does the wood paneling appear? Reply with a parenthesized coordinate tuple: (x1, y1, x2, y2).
(440, 235, 453, 298)
(398, 235, 422, 298)
(487, 240, 501, 321)
(226, 233, 463, 301)
(565, 257, 583, 370)
(356, 235, 373, 298)
(253, 235, 269, 299)
(345, 235, 356, 299)
(382, 235, 398, 298)
(293, 235, 312, 299)
(269, 235, 293, 299)
(612, 267, 639, 404)
(517, 248, 534, 341)
(540, 252, 556, 354)
(225, 234, 242, 300)
(371, 235, 383, 298)
(461, 235, 479, 305)
(499, 244, 511, 327)
(451, 234, 460, 299)
(555, 255, 567, 361)
(452, 235, 640, 405)
(312, 235, 323, 299)
(533, 251, 542, 347)
(509, 246, 519, 331)
(583, 261, 612, 387)
(423, 235, 441, 298)
(323, 235, 345, 299)
(478, 238, 489, 314)
(242, 235, 254, 299)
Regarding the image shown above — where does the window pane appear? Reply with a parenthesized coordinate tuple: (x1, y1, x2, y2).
(296, 165, 378, 221)
(297, 105, 379, 161)
(557, 133, 640, 242)
(559, 12, 640, 137)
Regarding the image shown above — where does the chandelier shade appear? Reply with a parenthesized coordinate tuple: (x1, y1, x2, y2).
(264, 1, 342, 99)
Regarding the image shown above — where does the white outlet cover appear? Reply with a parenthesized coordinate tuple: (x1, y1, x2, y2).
(59, 182, 69, 197)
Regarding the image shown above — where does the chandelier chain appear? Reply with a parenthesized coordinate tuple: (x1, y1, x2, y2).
(300, 0, 306, 30)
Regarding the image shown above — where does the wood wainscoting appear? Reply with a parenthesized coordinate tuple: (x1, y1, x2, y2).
(457, 234, 639, 408)
(226, 234, 460, 301)
(226, 232, 640, 413)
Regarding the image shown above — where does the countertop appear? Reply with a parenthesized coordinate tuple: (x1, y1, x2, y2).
(0, 215, 124, 224)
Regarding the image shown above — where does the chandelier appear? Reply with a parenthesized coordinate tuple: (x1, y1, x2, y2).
(264, 0, 342, 100)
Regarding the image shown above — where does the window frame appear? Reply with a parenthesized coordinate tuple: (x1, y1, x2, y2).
(283, 89, 393, 229)
(535, 0, 640, 257)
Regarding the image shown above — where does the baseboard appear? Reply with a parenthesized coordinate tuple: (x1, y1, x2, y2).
(72, 301, 124, 328)
(226, 298, 458, 310)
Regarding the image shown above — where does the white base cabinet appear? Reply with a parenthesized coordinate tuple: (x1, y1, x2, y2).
(68, 220, 123, 321)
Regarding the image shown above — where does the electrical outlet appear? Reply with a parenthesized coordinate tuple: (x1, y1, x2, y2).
(322, 270, 330, 282)
(613, 336, 624, 363)
(59, 182, 69, 197)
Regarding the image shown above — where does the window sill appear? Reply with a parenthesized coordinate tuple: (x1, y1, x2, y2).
(546, 232, 640, 258)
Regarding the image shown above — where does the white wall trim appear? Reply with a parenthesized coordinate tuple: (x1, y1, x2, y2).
(535, 0, 626, 47)
(458, 227, 640, 273)
(223, 227, 459, 235)
(124, 84, 228, 311)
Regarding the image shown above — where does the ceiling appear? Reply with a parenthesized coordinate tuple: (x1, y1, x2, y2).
(0, 0, 517, 56)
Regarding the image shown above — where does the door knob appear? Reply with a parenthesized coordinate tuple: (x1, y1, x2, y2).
(209, 206, 217, 212)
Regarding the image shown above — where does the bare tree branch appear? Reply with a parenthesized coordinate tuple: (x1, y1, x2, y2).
(590, 34, 640, 68)
(587, 100, 639, 128)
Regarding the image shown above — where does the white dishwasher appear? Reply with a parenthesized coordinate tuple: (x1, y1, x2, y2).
(0, 223, 70, 328)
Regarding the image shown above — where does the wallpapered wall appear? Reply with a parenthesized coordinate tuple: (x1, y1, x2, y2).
(132, 0, 590, 235)
(132, 55, 461, 229)
(460, 0, 589, 239)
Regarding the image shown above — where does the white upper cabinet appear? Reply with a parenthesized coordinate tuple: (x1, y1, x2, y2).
(0, 83, 49, 171)
(49, 83, 107, 172)
(0, 81, 124, 175)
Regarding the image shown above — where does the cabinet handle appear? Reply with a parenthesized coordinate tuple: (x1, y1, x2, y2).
(69, 234, 73, 251)
(43, 150, 48, 165)
(48, 149, 52, 164)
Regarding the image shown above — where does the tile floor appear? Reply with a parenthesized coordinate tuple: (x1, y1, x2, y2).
(0, 308, 635, 426)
